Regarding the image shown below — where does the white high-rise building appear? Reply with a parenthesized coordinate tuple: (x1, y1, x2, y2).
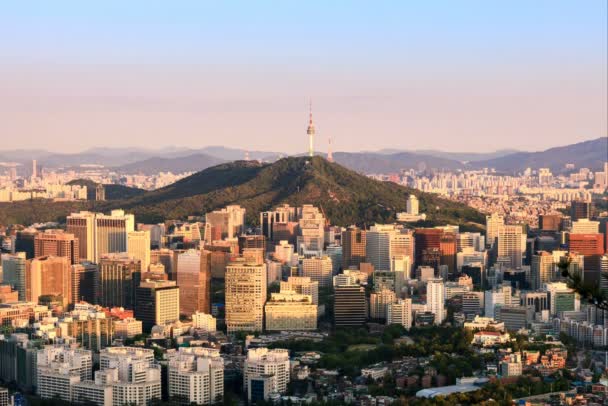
(484, 284, 515, 319)
(167, 347, 224, 405)
(225, 258, 267, 333)
(497, 225, 524, 269)
(37, 346, 93, 402)
(485, 213, 504, 248)
(300, 256, 333, 288)
(366, 224, 414, 272)
(387, 298, 412, 329)
(127, 231, 151, 272)
(244, 348, 290, 394)
(297, 205, 325, 253)
(457, 232, 485, 252)
(273, 240, 295, 265)
(426, 278, 445, 325)
(369, 288, 396, 320)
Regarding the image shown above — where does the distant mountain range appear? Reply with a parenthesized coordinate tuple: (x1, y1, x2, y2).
(0, 157, 485, 229)
(0, 137, 605, 175)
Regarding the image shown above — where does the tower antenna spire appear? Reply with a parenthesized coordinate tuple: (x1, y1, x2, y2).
(327, 135, 333, 162)
(307, 99, 315, 157)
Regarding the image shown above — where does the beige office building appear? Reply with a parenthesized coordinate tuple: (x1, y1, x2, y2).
(225, 258, 266, 333)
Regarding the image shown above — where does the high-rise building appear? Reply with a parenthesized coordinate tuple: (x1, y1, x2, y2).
(225, 258, 266, 333)
(497, 225, 524, 269)
(27, 256, 72, 307)
(334, 284, 366, 326)
(369, 288, 396, 320)
(387, 298, 412, 329)
(98, 253, 141, 309)
(70, 262, 98, 304)
(176, 249, 211, 316)
(66, 211, 97, 262)
(342, 226, 366, 269)
(485, 213, 504, 248)
(530, 251, 555, 290)
(570, 200, 591, 221)
(307, 102, 315, 157)
(244, 348, 290, 398)
(94, 210, 135, 263)
(538, 214, 562, 232)
(568, 233, 605, 277)
(238, 235, 267, 254)
(204, 205, 246, 243)
(414, 228, 443, 267)
(167, 347, 224, 405)
(426, 278, 445, 325)
(1, 252, 27, 300)
(297, 205, 325, 253)
(14, 229, 37, 259)
(34, 230, 80, 265)
(127, 231, 151, 272)
(135, 280, 180, 331)
(300, 256, 333, 288)
(456, 232, 485, 252)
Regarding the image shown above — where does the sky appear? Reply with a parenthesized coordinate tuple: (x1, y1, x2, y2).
(0, 1, 606, 154)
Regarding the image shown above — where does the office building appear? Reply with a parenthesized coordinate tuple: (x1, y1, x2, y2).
(497, 225, 524, 269)
(485, 213, 504, 248)
(538, 214, 562, 232)
(27, 256, 71, 307)
(570, 200, 591, 221)
(334, 284, 366, 326)
(135, 280, 180, 331)
(568, 233, 605, 277)
(176, 249, 211, 316)
(98, 253, 141, 309)
(571, 219, 600, 234)
(114, 318, 143, 339)
(204, 205, 246, 243)
(34, 230, 80, 265)
(127, 231, 151, 272)
(70, 262, 98, 305)
(1, 252, 27, 300)
(225, 258, 266, 333)
(342, 226, 366, 269)
(167, 347, 224, 405)
(369, 288, 396, 320)
(66, 211, 97, 262)
(300, 256, 333, 288)
(297, 205, 326, 253)
(531, 251, 555, 290)
(265, 291, 317, 331)
(280, 276, 319, 305)
(93, 210, 135, 263)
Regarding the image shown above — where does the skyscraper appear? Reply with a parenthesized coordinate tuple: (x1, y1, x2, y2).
(70, 262, 98, 305)
(497, 225, 524, 269)
(94, 210, 135, 263)
(570, 200, 591, 221)
(225, 258, 267, 333)
(531, 251, 554, 290)
(176, 249, 211, 316)
(334, 284, 366, 327)
(26, 256, 72, 307)
(300, 256, 333, 288)
(341, 226, 366, 269)
(1, 252, 27, 300)
(98, 253, 141, 309)
(66, 211, 96, 262)
(485, 213, 504, 248)
(135, 280, 180, 331)
(127, 230, 151, 272)
(34, 230, 80, 265)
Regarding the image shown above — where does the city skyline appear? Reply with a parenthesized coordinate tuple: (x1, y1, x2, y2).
(1, 1, 606, 153)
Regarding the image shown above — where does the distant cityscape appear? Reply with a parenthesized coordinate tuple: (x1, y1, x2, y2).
(0, 129, 606, 406)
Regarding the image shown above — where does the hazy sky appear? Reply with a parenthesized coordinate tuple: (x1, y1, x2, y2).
(1, 1, 606, 154)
